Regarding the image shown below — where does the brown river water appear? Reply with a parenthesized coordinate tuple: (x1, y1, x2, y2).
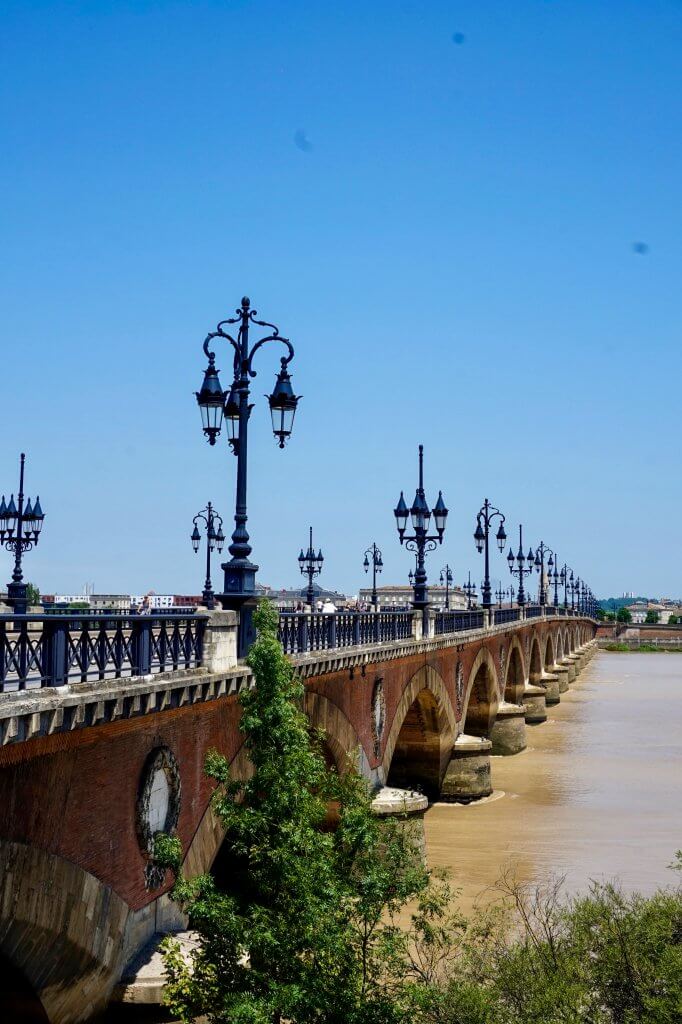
(104, 652, 682, 1021)
(425, 652, 682, 911)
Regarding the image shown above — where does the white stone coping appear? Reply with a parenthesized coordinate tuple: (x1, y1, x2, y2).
(370, 786, 428, 816)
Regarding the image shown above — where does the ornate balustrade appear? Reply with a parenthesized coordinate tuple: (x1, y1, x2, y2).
(525, 605, 542, 618)
(493, 607, 521, 625)
(278, 611, 413, 655)
(0, 614, 206, 692)
(433, 609, 485, 635)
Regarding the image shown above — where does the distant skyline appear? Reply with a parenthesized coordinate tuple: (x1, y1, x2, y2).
(2, 0, 681, 599)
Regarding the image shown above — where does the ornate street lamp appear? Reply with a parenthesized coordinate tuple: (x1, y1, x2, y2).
(473, 499, 507, 608)
(533, 541, 553, 607)
(439, 563, 454, 610)
(394, 445, 448, 622)
(363, 542, 383, 608)
(299, 527, 323, 608)
(570, 574, 581, 612)
(549, 551, 562, 607)
(506, 524, 534, 607)
(463, 570, 476, 609)
(1, 453, 45, 614)
(558, 562, 572, 610)
(495, 583, 515, 608)
(195, 296, 300, 656)
(190, 502, 224, 610)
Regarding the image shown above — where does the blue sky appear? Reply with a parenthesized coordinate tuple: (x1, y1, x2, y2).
(1, 0, 681, 600)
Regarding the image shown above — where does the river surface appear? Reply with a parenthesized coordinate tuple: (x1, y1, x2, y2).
(424, 652, 682, 912)
(105, 652, 682, 1020)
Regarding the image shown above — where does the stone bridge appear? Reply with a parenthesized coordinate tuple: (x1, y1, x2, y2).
(0, 609, 597, 1022)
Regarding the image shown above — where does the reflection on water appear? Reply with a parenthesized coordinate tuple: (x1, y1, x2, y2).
(425, 653, 682, 912)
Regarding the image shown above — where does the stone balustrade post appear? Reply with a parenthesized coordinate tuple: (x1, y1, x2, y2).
(411, 610, 423, 641)
(201, 610, 238, 671)
(482, 608, 491, 629)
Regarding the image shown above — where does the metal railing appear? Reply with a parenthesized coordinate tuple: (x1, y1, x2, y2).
(525, 605, 542, 618)
(0, 614, 206, 692)
(434, 610, 485, 635)
(493, 607, 521, 625)
(278, 611, 413, 655)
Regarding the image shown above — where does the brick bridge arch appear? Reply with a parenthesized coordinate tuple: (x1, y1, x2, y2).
(0, 840, 129, 1024)
(503, 636, 526, 704)
(529, 634, 543, 684)
(382, 665, 457, 796)
(544, 632, 556, 668)
(462, 647, 499, 737)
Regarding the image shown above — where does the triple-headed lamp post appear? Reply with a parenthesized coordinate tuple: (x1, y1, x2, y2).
(363, 543, 383, 608)
(506, 524, 535, 607)
(439, 564, 454, 610)
(195, 296, 300, 656)
(190, 502, 225, 610)
(463, 570, 476, 609)
(1, 454, 45, 614)
(533, 541, 553, 607)
(473, 499, 507, 608)
(394, 445, 448, 623)
(299, 527, 323, 608)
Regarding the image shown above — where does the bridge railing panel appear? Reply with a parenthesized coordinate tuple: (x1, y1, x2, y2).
(525, 605, 542, 618)
(434, 610, 485, 635)
(493, 607, 521, 625)
(278, 611, 413, 654)
(0, 614, 205, 691)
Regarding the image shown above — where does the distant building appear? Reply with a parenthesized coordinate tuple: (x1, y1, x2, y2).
(358, 584, 468, 611)
(263, 583, 349, 610)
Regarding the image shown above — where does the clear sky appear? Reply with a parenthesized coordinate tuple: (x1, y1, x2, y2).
(2, 0, 681, 601)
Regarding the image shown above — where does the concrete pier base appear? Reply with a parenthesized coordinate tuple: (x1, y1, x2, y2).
(540, 672, 561, 705)
(566, 655, 580, 681)
(371, 786, 429, 861)
(522, 684, 547, 724)
(440, 734, 492, 802)
(490, 702, 527, 755)
(552, 664, 570, 692)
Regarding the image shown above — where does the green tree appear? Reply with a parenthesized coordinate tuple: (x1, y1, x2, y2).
(25, 582, 40, 606)
(595, 608, 606, 621)
(668, 615, 679, 625)
(156, 600, 429, 1024)
(616, 607, 632, 623)
(645, 610, 660, 624)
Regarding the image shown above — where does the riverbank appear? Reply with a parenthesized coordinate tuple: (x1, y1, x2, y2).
(601, 642, 682, 652)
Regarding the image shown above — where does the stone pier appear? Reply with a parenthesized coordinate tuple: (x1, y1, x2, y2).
(441, 734, 492, 802)
(489, 702, 527, 755)
(522, 683, 548, 724)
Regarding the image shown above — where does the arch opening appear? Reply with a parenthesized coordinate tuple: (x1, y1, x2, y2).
(556, 632, 564, 660)
(463, 661, 499, 738)
(544, 634, 555, 669)
(0, 952, 49, 1024)
(504, 645, 525, 704)
(386, 688, 450, 798)
(529, 637, 543, 685)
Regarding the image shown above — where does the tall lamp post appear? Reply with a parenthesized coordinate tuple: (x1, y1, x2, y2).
(463, 570, 476, 609)
(571, 575, 581, 612)
(533, 541, 553, 607)
(439, 564, 454, 610)
(506, 525, 534, 607)
(549, 551, 562, 608)
(190, 502, 225, 610)
(299, 527, 323, 608)
(0, 454, 45, 614)
(195, 296, 300, 657)
(363, 543, 383, 608)
(473, 499, 507, 608)
(394, 445, 448, 623)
